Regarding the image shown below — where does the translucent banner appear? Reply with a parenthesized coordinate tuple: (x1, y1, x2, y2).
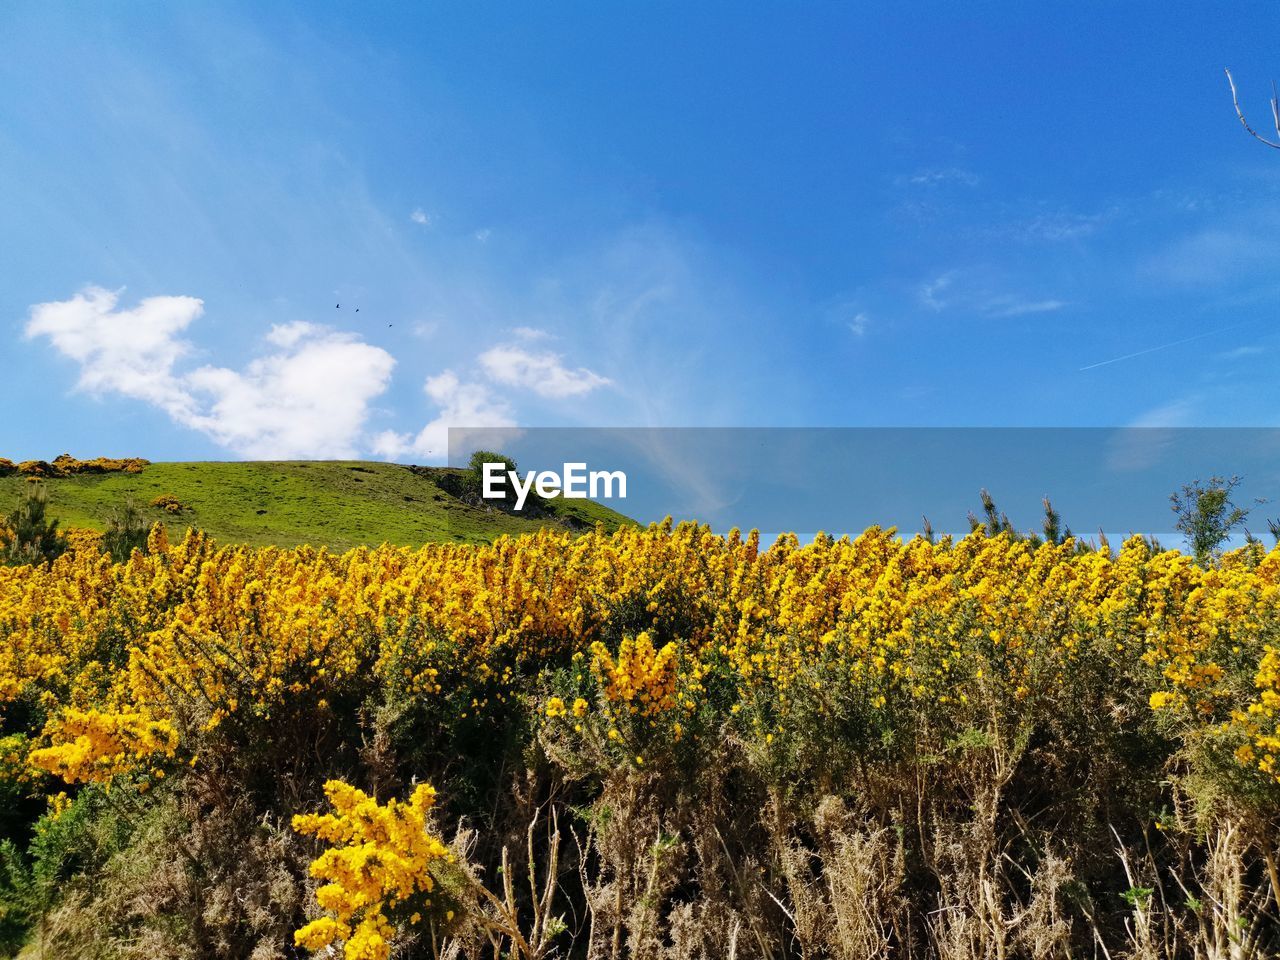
(447, 427, 1280, 542)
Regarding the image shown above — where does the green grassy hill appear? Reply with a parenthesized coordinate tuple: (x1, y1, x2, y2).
(0, 461, 635, 550)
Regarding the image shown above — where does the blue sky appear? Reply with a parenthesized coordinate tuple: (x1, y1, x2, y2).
(2, 2, 1279, 462)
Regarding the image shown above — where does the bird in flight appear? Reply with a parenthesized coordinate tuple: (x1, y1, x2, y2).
(335, 303, 340, 309)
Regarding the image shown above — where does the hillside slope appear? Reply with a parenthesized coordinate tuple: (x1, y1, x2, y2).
(0, 461, 635, 550)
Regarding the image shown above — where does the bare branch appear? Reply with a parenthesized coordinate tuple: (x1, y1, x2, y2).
(1225, 68, 1280, 149)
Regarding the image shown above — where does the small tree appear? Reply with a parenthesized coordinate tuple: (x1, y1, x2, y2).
(1170, 475, 1249, 565)
(468, 450, 519, 505)
(0, 482, 68, 566)
(469, 450, 516, 480)
(103, 497, 149, 563)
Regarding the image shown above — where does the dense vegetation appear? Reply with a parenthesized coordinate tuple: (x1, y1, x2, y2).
(0, 518, 1277, 959)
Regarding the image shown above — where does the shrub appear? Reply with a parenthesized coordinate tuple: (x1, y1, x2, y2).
(4, 524, 1280, 957)
(8, 456, 149, 479)
(0, 481, 67, 566)
(149, 493, 186, 515)
(16, 460, 57, 479)
(103, 498, 151, 563)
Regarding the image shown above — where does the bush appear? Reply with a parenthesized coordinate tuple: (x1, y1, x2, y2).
(0, 482, 67, 566)
(5, 524, 1280, 957)
(16, 461, 57, 479)
(150, 494, 186, 515)
(56, 455, 149, 475)
(103, 498, 150, 563)
(8, 456, 149, 480)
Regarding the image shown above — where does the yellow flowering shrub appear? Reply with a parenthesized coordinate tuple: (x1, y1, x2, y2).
(1, 519, 1280, 955)
(590, 632, 679, 718)
(1224, 644, 1280, 777)
(3, 522, 1279, 793)
(28, 707, 177, 784)
(293, 780, 450, 960)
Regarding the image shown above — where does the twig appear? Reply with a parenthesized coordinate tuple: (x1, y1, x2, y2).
(1225, 68, 1280, 149)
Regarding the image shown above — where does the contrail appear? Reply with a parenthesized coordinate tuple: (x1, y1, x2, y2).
(1079, 324, 1247, 371)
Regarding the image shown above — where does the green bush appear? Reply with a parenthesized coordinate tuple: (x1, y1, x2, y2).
(103, 498, 149, 564)
(0, 483, 67, 567)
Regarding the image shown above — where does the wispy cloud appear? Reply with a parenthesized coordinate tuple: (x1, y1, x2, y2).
(950, 204, 1118, 246)
(982, 296, 1067, 318)
(847, 312, 869, 336)
(898, 167, 979, 188)
(371, 330, 611, 461)
(511, 326, 551, 341)
(1105, 398, 1198, 472)
(1141, 228, 1280, 286)
(410, 208, 431, 226)
(1218, 344, 1264, 360)
(917, 272, 1065, 319)
(919, 271, 958, 311)
(478, 342, 611, 399)
(1007, 210, 1109, 242)
(1127, 397, 1197, 429)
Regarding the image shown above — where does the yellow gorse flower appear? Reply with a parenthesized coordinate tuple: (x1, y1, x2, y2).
(4, 522, 1280, 800)
(28, 707, 177, 784)
(293, 779, 449, 960)
(590, 632, 679, 718)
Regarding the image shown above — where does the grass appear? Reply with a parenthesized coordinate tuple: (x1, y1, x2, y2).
(0, 461, 635, 551)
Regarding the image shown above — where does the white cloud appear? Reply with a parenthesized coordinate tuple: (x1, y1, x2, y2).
(24, 286, 203, 420)
(372, 370, 516, 462)
(474, 228, 491, 242)
(410, 208, 431, 226)
(847, 312, 869, 336)
(265, 321, 321, 348)
(478, 343, 610, 399)
(373, 335, 608, 463)
(183, 331, 395, 459)
(27, 286, 395, 459)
